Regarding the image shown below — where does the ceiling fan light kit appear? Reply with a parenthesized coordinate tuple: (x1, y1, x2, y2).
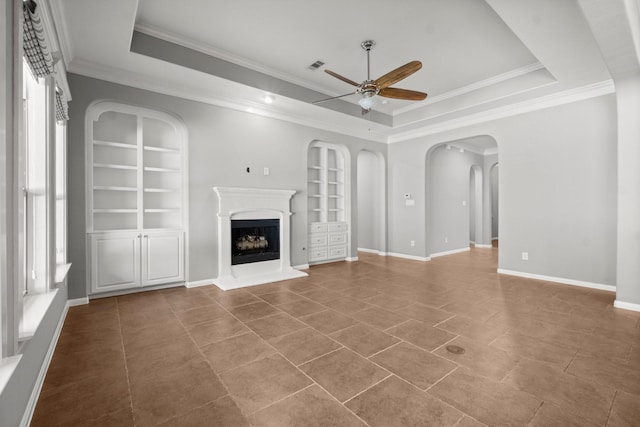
(313, 40, 428, 113)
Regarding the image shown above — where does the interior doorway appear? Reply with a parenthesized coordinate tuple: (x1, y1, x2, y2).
(469, 165, 483, 246)
(490, 163, 499, 246)
(357, 150, 386, 254)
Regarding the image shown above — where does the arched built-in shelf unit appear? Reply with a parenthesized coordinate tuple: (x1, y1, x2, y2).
(85, 101, 187, 294)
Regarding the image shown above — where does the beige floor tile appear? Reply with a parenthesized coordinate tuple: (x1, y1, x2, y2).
(213, 290, 263, 308)
(300, 348, 389, 402)
(370, 342, 456, 390)
(504, 359, 614, 425)
(323, 296, 372, 314)
(251, 385, 367, 427)
(490, 331, 576, 369)
(268, 327, 342, 365)
(229, 301, 280, 322)
(567, 353, 640, 396)
(220, 354, 312, 414)
(297, 288, 344, 304)
(244, 312, 307, 340)
(527, 401, 599, 427)
(156, 396, 250, 427)
(130, 358, 227, 427)
(433, 335, 519, 381)
(608, 390, 640, 427)
(299, 309, 357, 334)
(350, 306, 408, 330)
(387, 319, 456, 351)
(345, 376, 463, 427)
(428, 368, 542, 426)
(258, 291, 306, 305)
(330, 323, 400, 357)
(395, 303, 455, 325)
(201, 332, 276, 373)
(173, 302, 229, 326)
(364, 293, 412, 311)
(186, 314, 250, 347)
(436, 314, 509, 344)
(277, 299, 327, 317)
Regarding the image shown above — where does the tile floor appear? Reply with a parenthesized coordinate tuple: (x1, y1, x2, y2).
(32, 248, 640, 426)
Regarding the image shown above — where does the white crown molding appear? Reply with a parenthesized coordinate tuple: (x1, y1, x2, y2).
(395, 62, 547, 116)
(389, 79, 615, 143)
(497, 268, 616, 292)
(45, 0, 73, 68)
(68, 59, 389, 143)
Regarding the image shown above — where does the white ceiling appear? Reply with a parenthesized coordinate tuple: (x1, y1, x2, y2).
(51, 0, 613, 143)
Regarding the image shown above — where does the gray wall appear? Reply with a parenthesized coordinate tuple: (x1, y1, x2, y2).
(66, 74, 387, 299)
(490, 163, 499, 239)
(389, 94, 617, 286)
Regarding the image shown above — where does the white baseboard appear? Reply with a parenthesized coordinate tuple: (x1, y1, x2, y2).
(613, 300, 640, 312)
(386, 252, 431, 262)
(474, 244, 493, 249)
(430, 247, 471, 258)
(292, 264, 310, 270)
(497, 268, 616, 292)
(68, 297, 88, 306)
(346, 256, 359, 262)
(357, 248, 387, 256)
(20, 298, 71, 427)
(185, 278, 216, 288)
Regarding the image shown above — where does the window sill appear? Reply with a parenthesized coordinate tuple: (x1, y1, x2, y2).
(0, 355, 22, 396)
(18, 289, 59, 342)
(55, 263, 72, 284)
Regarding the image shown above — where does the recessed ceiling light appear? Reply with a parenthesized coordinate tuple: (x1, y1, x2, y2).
(263, 94, 275, 104)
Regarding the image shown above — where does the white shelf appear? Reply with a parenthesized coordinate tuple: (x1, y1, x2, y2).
(144, 188, 179, 193)
(143, 145, 180, 153)
(94, 140, 137, 149)
(144, 208, 180, 213)
(93, 209, 137, 213)
(144, 166, 180, 173)
(94, 163, 137, 170)
(94, 186, 137, 192)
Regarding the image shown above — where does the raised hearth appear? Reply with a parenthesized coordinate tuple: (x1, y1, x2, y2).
(212, 187, 307, 290)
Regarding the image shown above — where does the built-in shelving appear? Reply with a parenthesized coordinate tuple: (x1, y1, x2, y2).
(307, 142, 349, 264)
(86, 103, 187, 294)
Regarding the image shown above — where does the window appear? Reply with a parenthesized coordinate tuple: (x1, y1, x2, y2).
(19, 58, 50, 297)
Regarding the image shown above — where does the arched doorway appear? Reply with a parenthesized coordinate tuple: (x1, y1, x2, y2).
(425, 136, 498, 257)
(357, 150, 386, 254)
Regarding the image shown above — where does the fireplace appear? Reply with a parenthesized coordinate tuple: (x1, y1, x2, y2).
(231, 219, 280, 265)
(212, 187, 307, 290)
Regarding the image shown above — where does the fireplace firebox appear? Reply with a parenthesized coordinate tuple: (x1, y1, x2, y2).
(231, 219, 280, 265)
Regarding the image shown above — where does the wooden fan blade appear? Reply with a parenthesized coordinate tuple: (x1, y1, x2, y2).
(375, 61, 422, 90)
(378, 87, 428, 101)
(324, 69, 360, 87)
(312, 91, 357, 104)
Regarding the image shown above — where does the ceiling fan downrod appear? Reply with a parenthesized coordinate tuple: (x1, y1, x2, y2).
(361, 40, 375, 81)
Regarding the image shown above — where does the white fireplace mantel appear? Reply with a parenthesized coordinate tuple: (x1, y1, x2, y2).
(212, 187, 307, 290)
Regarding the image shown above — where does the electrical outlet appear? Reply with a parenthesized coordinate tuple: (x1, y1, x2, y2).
(410, 240, 415, 247)
(522, 252, 529, 261)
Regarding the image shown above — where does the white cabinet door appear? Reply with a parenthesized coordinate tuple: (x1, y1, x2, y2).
(141, 231, 184, 286)
(89, 233, 141, 293)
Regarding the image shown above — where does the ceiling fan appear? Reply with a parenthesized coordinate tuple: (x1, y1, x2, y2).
(314, 40, 428, 113)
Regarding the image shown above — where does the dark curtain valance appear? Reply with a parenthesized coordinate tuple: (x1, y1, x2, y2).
(23, 0, 54, 78)
(55, 90, 69, 121)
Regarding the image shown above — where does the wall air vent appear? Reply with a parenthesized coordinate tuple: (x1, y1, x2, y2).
(308, 60, 325, 71)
